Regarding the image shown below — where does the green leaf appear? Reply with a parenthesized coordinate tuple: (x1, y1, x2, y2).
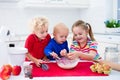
(104, 19, 120, 28)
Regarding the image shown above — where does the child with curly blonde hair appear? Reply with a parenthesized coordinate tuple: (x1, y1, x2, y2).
(25, 17, 51, 67)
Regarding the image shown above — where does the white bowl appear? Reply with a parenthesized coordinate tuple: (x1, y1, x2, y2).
(56, 57, 79, 69)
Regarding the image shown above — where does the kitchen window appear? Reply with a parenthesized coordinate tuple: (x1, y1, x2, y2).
(113, 0, 120, 20)
(117, 0, 120, 19)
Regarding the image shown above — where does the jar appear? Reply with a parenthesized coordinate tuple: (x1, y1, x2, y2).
(104, 47, 119, 63)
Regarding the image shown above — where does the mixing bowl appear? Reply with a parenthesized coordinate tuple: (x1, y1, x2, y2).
(56, 57, 79, 69)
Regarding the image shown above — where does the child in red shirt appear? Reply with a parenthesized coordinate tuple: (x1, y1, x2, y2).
(25, 17, 51, 67)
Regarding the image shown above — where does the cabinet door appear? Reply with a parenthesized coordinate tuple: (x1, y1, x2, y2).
(24, 0, 89, 8)
(97, 42, 119, 60)
(65, 0, 89, 5)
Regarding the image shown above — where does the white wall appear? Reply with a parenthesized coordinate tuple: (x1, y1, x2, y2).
(0, 0, 113, 35)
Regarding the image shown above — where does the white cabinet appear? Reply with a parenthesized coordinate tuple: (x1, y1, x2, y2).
(0, 0, 20, 2)
(97, 42, 119, 59)
(95, 34, 120, 62)
(23, 0, 89, 8)
(65, 0, 89, 5)
(0, 0, 21, 8)
(64, 0, 89, 8)
(98, 42, 120, 63)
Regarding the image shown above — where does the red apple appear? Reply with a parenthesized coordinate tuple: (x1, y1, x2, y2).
(0, 73, 10, 80)
(0, 64, 12, 80)
(12, 65, 21, 76)
(5, 64, 13, 74)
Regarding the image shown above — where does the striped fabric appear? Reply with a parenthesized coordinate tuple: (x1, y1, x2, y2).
(70, 39, 101, 60)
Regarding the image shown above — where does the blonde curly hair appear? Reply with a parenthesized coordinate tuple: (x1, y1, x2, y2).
(30, 16, 49, 32)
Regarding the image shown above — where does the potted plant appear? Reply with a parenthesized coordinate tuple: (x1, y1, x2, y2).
(104, 19, 120, 33)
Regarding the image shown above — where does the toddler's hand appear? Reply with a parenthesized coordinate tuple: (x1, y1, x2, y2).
(60, 49, 67, 57)
(50, 52, 59, 59)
